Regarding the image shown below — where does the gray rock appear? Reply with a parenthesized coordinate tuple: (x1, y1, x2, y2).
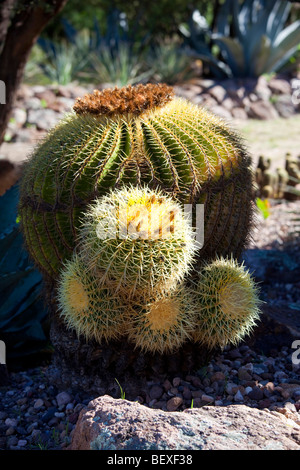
(149, 385, 164, 400)
(209, 105, 232, 120)
(274, 94, 296, 118)
(268, 78, 291, 95)
(27, 108, 61, 130)
(248, 100, 279, 120)
(254, 76, 272, 102)
(56, 391, 72, 407)
(208, 85, 227, 104)
(231, 107, 248, 120)
(69, 395, 300, 450)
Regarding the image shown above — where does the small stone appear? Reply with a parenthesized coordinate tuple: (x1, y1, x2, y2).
(248, 100, 279, 120)
(68, 412, 79, 425)
(162, 379, 172, 391)
(166, 397, 183, 411)
(201, 394, 214, 403)
(182, 387, 192, 400)
(7, 436, 18, 447)
(172, 377, 181, 388)
(54, 412, 65, 418)
(191, 390, 203, 399)
(16, 397, 28, 406)
(56, 391, 72, 407)
(268, 78, 291, 95)
(238, 368, 252, 381)
(34, 398, 44, 409)
(228, 349, 242, 359)
(41, 407, 57, 423)
(234, 390, 244, 402)
(149, 399, 157, 408)
(17, 439, 27, 447)
(191, 376, 202, 388)
(6, 427, 15, 436)
(149, 385, 163, 400)
(258, 399, 272, 409)
(208, 85, 227, 104)
(248, 386, 264, 401)
(11, 108, 27, 127)
(284, 402, 297, 413)
(225, 382, 237, 395)
(5, 418, 17, 428)
(265, 382, 275, 392)
(231, 107, 248, 120)
(210, 372, 226, 383)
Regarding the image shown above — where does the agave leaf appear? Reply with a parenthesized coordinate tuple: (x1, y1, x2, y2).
(0, 184, 48, 359)
(252, 35, 272, 77)
(0, 268, 35, 293)
(273, 20, 300, 49)
(266, 0, 290, 42)
(265, 21, 300, 73)
(216, 0, 232, 36)
(0, 228, 18, 263)
(213, 35, 245, 77)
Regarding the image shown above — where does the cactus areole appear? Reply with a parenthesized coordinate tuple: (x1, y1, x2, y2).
(19, 83, 254, 281)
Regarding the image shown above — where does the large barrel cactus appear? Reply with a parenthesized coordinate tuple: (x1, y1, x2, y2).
(18, 83, 260, 396)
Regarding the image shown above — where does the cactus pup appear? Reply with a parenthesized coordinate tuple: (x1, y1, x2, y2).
(191, 257, 261, 350)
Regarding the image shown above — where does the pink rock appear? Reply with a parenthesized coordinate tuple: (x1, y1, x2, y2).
(248, 100, 279, 120)
(68, 395, 300, 450)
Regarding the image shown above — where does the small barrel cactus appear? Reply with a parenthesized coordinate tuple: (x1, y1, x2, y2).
(19, 83, 254, 281)
(126, 287, 196, 354)
(191, 257, 261, 350)
(57, 254, 128, 343)
(77, 185, 197, 297)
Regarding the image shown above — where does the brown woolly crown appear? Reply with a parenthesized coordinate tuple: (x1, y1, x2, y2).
(73, 83, 174, 118)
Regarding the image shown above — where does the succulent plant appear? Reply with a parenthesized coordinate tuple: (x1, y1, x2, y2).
(78, 185, 197, 297)
(191, 256, 261, 350)
(19, 83, 254, 281)
(57, 254, 128, 343)
(126, 286, 196, 354)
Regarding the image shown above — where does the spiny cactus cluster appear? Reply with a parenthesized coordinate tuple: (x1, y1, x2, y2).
(19, 83, 261, 356)
(254, 153, 300, 200)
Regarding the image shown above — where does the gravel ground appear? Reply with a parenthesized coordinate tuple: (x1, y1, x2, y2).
(0, 342, 300, 450)
(1, 199, 300, 451)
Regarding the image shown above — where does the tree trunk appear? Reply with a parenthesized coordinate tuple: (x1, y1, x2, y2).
(0, 0, 68, 146)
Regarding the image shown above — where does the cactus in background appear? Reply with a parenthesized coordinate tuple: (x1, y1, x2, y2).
(57, 254, 128, 343)
(78, 186, 197, 297)
(19, 83, 254, 281)
(191, 257, 261, 350)
(254, 153, 300, 201)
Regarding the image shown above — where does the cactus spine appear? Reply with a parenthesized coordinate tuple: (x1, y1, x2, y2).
(78, 186, 197, 297)
(126, 287, 196, 354)
(57, 254, 128, 343)
(191, 257, 261, 350)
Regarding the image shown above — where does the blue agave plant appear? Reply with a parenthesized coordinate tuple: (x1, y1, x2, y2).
(0, 185, 49, 363)
(181, 0, 300, 78)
